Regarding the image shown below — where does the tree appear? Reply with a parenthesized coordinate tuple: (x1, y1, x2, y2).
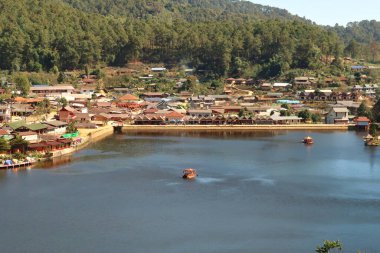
(0, 137, 11, 153)
(14, 75, 31, 96)
(56, 97, 68, 109)
(66, 121, 78, 134)
(357, 101, 372, 119)
(298, 109, 312, 121)
(36, 98, 52, 119)
(372, 98, 380, 123)
(280, 110, 291, 116)
(354, 72, 362, 84)
(311, 113, 322, 123)
(57, 72, 65, 83)
(315, 240, 342, 253)
(369, 123, 377, 136)
(10, 135, 28, 154)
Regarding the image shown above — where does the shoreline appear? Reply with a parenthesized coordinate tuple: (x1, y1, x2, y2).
(15, 123, 353, 169)
(49, 125, 115, 159)
(122, 124, 349, 131)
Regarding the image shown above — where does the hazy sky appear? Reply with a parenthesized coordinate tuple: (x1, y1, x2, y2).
(250, 0, 379, 26)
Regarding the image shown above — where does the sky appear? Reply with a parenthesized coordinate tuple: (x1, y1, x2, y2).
(250, 0, 380, 26)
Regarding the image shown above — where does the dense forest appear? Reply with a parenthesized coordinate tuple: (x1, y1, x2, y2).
(0, 0, 379, 79)
(62, 0, 302, 22)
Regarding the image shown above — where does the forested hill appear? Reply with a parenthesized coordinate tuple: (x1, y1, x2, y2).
(61, 0, 302, 22)
(0, 0, 379, 79)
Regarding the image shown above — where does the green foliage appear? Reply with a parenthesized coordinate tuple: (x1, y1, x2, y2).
(14, 75, 31, 96)
(0, 0, 348, 79)
(298, 109, 312, 120)
(372, 98, 380, 123)
(12, 152, 26, 160)
(280, 110, 291, 116)
(36, 98, 52, 116)
(10, 135, 28, 154)
(315, 240, 342, 253)
(0, 137, 11, 152)
(56, 97, 68, 109)
(357, 101, 372, 119)
(311, 113, 322, 123)
(369, 124, 378, 136)
(66, 121, 78, 134)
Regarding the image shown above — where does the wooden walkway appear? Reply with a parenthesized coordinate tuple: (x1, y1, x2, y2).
(0, 161, 34, 170)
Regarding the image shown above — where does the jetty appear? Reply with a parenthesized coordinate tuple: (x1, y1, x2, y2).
(0, 160, 34, 170)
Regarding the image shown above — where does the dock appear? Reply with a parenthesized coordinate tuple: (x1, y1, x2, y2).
(0, 161, 34, 170)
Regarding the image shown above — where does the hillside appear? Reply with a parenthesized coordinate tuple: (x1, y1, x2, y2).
(329, 20, 380, 61)
(0, 0, 128, 71)
(62, 0, 303, 22)
(0, 0, 378, 79)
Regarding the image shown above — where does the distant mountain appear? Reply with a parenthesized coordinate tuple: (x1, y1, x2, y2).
(331, 20, 380, 44)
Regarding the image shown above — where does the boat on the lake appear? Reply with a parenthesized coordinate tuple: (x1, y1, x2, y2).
(302, 136, 314, 144)
(182, 168, 197, 179)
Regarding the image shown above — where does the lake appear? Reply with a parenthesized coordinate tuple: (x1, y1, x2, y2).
(0, 130, 379, 253)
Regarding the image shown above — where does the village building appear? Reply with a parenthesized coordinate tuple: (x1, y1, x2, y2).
(273, 83, 292, 90)
(325, 107, 350, 124)
(30, 85, 75, 96)
(18, 131, 39, 143)
(0, 104, 11, 122)
(43, 121, 68, 135)
(354, 117, 371, 131)
(294, 77, 316, 87)
(188, 109, 213, 118)
(271, 115, 303, 125)
(118, 94, 139, 102)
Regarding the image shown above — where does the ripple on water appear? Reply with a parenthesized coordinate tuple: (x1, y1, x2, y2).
(242, 176, 275, 186)
(196, 177, 225, 184)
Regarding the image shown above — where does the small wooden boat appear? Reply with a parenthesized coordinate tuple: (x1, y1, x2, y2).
(182, 168, 197, 180)
(302, 136, 314, 144)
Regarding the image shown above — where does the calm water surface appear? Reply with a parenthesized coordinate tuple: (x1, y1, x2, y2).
(0, 130, 379, 253)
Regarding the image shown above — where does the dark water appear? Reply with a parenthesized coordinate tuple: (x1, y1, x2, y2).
(1, 130, 379, 253)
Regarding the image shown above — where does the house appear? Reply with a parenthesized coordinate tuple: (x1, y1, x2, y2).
(354, 117, 370, 131)
(58, 106, 79, 122)
(273, 83, 292, 90)
(325, 107, 349, 124)
(118, 94, 139, 102)
(188, 109, 213, 118)
(6, 121, 47, 134)
(30, 85, 75, 96)
(18, 131, 39, 143)
(165, 111, 185, 124)
(43, 121, 68, 135)
(271, 115, 302, 125)
(260, 83, 272, 91)
(294, 77, 315, 87)
(0, 104, 11, 122)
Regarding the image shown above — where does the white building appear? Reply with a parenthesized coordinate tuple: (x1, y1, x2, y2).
(325, 107, 349, 124)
